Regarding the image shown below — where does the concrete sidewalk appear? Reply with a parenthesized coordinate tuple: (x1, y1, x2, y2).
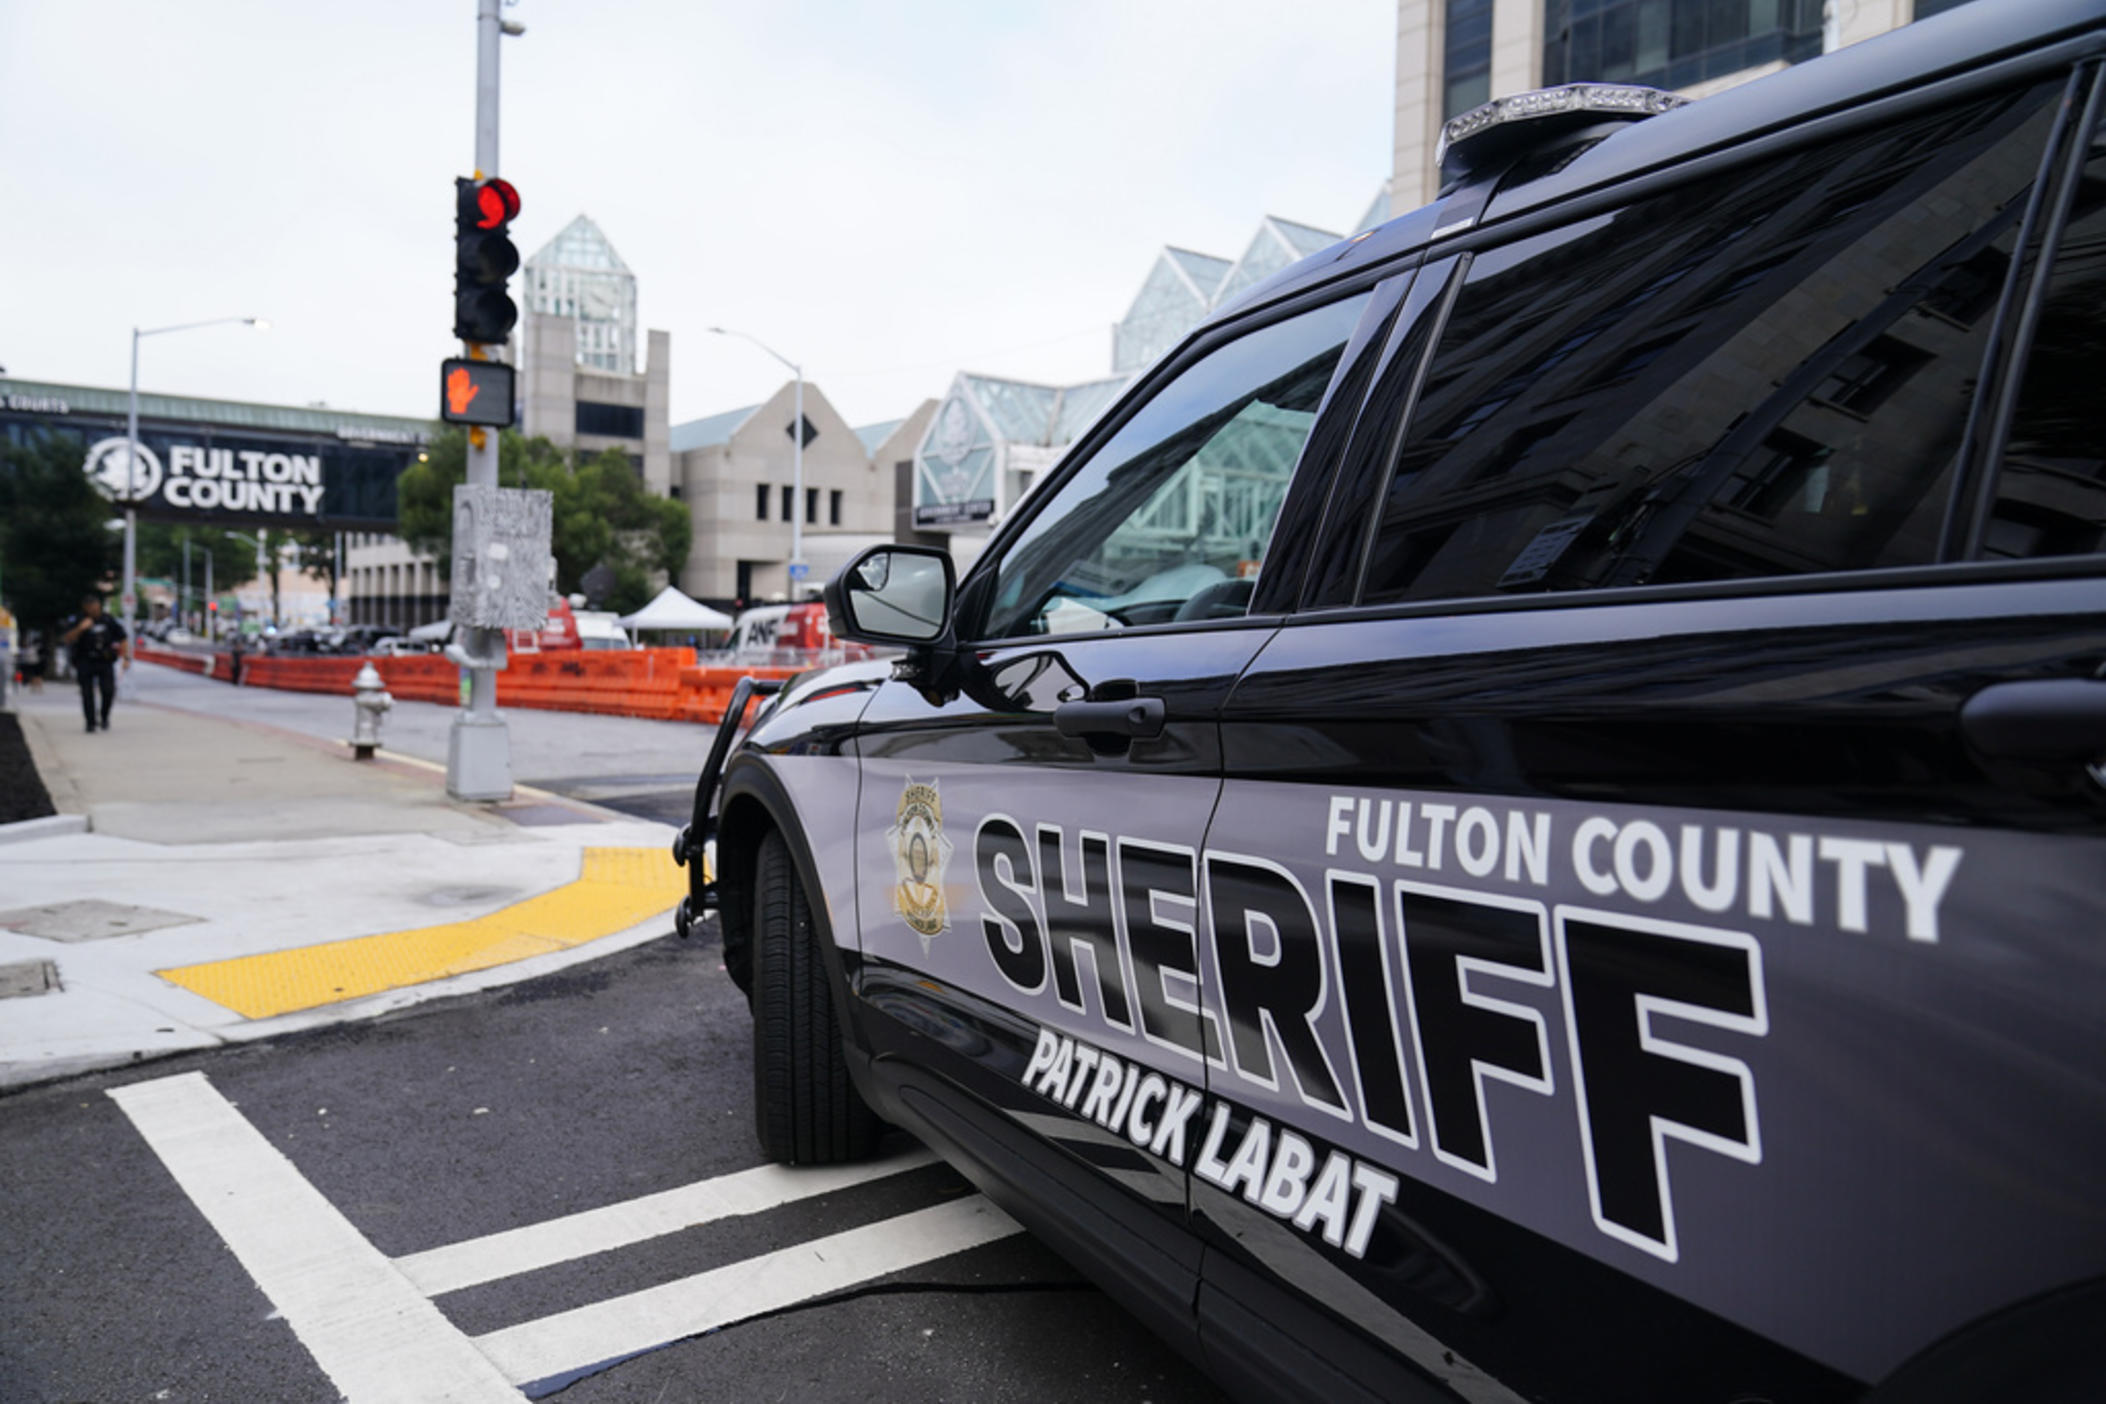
(0, 664, 692, 1090)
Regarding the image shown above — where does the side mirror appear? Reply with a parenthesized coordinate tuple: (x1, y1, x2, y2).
(824, 545, 956, 646)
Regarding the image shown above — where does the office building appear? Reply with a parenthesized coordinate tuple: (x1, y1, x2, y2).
(670, 381, 894, 605)
(1392, 0, 1982, 215)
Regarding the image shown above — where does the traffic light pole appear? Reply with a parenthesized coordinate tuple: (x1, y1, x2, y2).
(446, 0, 516, 802)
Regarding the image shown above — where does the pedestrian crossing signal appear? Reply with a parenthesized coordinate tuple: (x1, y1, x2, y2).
(438, 358, 516, 427)
(455, 177, 522, 345)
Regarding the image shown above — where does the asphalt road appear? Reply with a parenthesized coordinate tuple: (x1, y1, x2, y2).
(0, 925, 1226, 1403)
(2, 664, 1229, 1402)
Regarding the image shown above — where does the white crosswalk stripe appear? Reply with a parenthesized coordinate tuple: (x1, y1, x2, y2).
(109, 1073, 521, 1404)
(395, 1148, 941, 1296)
(474, 1196, 1021, 1392)
(113, 1071, 1020, 1402)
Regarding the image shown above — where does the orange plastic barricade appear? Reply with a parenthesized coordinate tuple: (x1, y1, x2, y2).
(151, 643, 800, 725)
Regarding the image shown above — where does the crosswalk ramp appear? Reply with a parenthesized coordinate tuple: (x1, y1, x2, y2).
(110, 1072, 1021, 1401)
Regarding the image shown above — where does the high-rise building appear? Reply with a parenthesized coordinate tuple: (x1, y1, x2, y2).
(1391, 0, 1980, 216)
(348, 215, 671, 630)
(519, 215, 640, 376)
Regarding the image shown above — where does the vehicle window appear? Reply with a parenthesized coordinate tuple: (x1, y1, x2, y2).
(1985, 114, 2106, 560)
(982, 293, 1372, 639)
(1358, 79, 2062, 606)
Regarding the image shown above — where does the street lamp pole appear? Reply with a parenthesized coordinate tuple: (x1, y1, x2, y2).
(124, 316, 267, 640)
(708, 327, 805, 593)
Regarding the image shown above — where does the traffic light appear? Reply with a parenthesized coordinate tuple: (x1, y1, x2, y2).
(454, 176, 522, 344)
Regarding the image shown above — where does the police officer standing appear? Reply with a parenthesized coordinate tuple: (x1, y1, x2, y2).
(60, 594, 130, 733)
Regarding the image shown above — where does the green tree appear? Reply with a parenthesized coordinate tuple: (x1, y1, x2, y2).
(135, 522, 260, 614)
(0, 432, 119, 641)
(397, 428, 690, 617)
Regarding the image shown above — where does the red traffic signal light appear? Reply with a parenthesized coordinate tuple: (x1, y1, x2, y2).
(454, 177, 522, 344)
(471, 177, 520, 230)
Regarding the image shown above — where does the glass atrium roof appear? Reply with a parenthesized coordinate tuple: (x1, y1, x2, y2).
(854, 418, 904, 454)
(1214, 216, 1346, 309)
(1112, 201, 1380, 376)
(529, 215, 633, 274)
(670, 404, 759, 452)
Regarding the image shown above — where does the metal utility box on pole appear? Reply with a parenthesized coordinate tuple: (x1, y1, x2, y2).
(447, 0, 527, 803)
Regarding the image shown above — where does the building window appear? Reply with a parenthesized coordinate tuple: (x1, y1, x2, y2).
(1813, 335, 1934, 415)
(806, 487, 819, 524)
(780, 485, 793, 522)
(1542, 0, 1824, 93)
(1726, 431, 1832, 518)
(574, 400, 644, 439)
(1443, 0, 1493, 119)
(829, 489, 843, 526)
(756, 483, 770, 521)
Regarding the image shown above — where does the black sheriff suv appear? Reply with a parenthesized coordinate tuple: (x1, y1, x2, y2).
(677, 3, 2106, 1398)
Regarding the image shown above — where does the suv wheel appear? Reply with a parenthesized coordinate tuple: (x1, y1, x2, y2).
(751, 829, 882, 1163)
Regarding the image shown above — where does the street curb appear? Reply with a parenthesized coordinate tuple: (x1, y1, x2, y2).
(0, 813, 90, 846)
(14, 709, 85, 817)
(0, 912, 699, 1095)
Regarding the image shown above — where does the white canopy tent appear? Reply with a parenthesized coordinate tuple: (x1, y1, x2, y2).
(617, 586, 735, 632)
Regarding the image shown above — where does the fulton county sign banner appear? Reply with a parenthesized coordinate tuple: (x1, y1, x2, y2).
(75, 429, 412, 527)
(85, 438, 329, 515)
(1, 378, 428, 530)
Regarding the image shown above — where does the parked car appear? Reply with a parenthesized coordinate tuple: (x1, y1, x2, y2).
(574, 609, 632, 650)
(681, 6, 2106, 1400)
(338, 625, 402, 655)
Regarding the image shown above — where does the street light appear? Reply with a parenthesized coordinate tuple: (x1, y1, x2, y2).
(224, 529, 271, 631)
(124, 316, 268, 641)
(708, 326, 806, 594)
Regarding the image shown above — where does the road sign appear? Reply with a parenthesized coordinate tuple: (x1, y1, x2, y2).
(787, 562, 810, 581)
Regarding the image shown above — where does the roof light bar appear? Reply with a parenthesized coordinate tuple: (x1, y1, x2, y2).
(1436, 83, 1688, 181)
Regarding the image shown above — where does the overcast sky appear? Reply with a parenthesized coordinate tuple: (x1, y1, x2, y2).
(1, 0, 1395, 431)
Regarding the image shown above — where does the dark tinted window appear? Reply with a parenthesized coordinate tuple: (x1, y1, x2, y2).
(1361, 81, 2058, 606)
(1986, 119, 2106, 561)
(574, 401, 643, 439)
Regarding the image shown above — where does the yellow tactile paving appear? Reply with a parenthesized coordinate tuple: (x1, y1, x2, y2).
(158, 846, 688, 1019)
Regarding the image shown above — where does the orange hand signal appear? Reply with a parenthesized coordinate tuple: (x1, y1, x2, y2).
(446, 365, 481, 417)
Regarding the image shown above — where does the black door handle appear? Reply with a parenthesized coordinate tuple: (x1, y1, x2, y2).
(1959, 679, 2106, 761)
(1055, 697, 1166, 740)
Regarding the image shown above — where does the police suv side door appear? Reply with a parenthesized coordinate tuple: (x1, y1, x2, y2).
(1193, 65, 2106, 1404)
(847, 282, 1397, 1357)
